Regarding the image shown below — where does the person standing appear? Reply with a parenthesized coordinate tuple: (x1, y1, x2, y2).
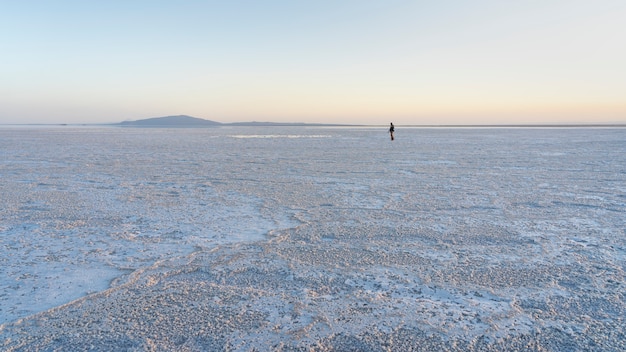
(389, 122, 395, 141)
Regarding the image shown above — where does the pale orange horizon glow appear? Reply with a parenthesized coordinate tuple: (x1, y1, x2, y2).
(2, 1, 625, 125)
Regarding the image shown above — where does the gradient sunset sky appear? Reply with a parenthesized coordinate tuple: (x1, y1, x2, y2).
(2, 0, 625, 125)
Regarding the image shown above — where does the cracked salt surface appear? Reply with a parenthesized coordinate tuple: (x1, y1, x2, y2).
(1, 126, 625, 350)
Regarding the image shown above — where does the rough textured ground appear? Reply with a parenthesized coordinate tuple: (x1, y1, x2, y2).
(1, 127, 625, 351)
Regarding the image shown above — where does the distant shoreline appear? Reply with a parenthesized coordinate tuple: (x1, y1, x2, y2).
(2, 123, 625, 128)
(3, 114, 625, 128)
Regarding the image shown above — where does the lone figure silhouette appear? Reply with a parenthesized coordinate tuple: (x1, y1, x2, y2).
(389, 122, 395, 141)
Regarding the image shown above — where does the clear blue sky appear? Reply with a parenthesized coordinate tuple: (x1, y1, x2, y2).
(2, 0, 625, 125)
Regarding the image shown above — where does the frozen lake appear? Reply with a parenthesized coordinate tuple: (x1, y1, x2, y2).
(1, 126, 625, 350)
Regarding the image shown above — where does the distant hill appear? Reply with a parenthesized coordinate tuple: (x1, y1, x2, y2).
(116, 115, 356, 127)
(118, 115, 221, 127)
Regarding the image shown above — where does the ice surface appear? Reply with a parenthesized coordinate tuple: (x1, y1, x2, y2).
(1, 126, 625, 350)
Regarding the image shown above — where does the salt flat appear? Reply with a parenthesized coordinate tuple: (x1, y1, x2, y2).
(1, 126, 624, 351)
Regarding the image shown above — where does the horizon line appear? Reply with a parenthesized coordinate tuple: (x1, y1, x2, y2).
(2, 122, 626, 128)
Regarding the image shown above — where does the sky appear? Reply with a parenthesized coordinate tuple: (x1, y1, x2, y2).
(2, 0, 625, 125)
